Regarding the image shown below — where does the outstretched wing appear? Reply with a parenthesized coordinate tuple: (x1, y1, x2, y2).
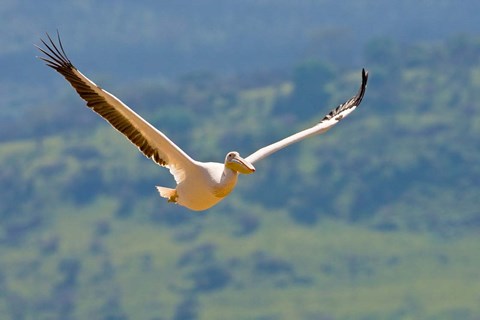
(245, 68, 368, 164)
(36, 32, 196, 184)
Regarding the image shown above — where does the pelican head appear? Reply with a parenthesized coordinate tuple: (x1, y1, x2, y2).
(225, 151, 255, 174)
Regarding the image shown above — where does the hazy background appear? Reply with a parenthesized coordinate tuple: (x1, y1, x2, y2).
(1, 1, 480, 319)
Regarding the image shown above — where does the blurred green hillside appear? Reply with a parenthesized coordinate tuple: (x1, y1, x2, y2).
(1, 1, 480, 319)
(1, 33, 479, 319)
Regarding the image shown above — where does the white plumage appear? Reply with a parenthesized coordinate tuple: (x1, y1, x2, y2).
(37, 32, 368, 211)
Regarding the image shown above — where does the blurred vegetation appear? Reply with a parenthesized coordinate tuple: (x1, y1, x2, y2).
(1, 17, 480, 320)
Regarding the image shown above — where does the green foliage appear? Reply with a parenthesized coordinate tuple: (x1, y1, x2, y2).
(283, 60, 336, 120)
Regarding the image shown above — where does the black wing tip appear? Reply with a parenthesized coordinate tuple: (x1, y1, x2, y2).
(36, 30, 74, 70)
(320, 68, 369, 122)
(351, 67, 368, 107)
(361, 68, 369, 92)
(362, 68, 369, 80)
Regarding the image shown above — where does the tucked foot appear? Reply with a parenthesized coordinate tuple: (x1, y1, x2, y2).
(156, 186, 178, 204)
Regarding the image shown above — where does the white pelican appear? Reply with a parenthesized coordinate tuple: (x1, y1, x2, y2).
(36, 33, 368, 211)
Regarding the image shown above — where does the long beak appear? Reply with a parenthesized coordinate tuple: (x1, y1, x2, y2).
(230, 154, 256, 174)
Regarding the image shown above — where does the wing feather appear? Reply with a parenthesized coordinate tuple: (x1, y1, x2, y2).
(245, 69, 368, 164)
(37, 32, 196, 183)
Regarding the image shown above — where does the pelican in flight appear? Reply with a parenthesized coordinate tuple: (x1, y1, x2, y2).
(37, 33, 368, 211)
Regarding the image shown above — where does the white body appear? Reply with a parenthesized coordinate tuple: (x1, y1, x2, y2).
(175, 162, 238, 211)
